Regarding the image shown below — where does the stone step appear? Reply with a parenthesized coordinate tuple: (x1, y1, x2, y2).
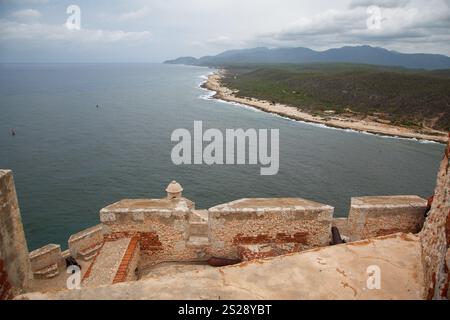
(44, 269, 60, 279)
(78, 243, 102, 261)
(33, 263, 59, 279)
(82, 251, 98, 261)
(189, 221, 209, 236)
(187, 236, 210, 248)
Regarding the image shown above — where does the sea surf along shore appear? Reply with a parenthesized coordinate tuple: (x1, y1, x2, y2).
(202, 69, 448, 144)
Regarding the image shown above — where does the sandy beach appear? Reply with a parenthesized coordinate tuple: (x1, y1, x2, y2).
(203, 70, 449, 144)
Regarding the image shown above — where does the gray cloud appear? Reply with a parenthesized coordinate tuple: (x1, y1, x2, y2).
(0, 0, 448, 62)
(0, 0, 48, 4)
(118, 6, 150, 22)
(349, 0, 411, 8)
(10, 8, 41, 20)
(252, 0, 450, 55)
(0, 20, 151, 43)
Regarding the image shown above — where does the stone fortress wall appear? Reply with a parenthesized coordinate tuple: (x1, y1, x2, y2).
(0, 170, 32, 299)
(2, 134, 448, 300)
(208, 198, 334, 259)
(1, 172, 433, 298)
(3, 136, 450, 299)
(419, 137, 450, 300)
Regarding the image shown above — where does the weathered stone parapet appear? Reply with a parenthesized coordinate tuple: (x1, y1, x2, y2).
(208, 198, 334, 259)
(100, 198, 194, 224)
(0, 169, 32, 297)
(4, 167, 449, 298)
(99, 197, 200, 265)
(347, 195, 427, 242)
(419, 134, 450, 300)
(29, 244, 64, 279)
(68, 224, 104, 261)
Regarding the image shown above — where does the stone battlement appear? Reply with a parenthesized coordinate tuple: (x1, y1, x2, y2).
(10, 181, 428, 292)
(1, 154, 449, 300)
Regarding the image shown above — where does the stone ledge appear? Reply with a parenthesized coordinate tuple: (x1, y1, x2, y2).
(29, 244, 63, 273)
(209, 198, 334, 214)
(69, 224, 104, 243)
(351, 195, 427, 208)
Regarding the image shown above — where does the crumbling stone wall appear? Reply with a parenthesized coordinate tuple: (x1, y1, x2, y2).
(29, 244, 64, 279)
(0, 170, 32, 297)
(347, 196, 427, 242)
(208, 199, 333, 259)
(420, 135, 450, 300)
(100, 201, 202, 267)
(68, 224, 104, 260)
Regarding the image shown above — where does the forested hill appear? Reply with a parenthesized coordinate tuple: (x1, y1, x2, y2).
(165, 46, 450, 70)
(220, 64, 450, 132)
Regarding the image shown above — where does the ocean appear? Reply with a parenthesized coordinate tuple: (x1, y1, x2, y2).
(0, 63, 444, 250)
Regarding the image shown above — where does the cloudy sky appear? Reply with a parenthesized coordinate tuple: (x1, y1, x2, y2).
(0, 0, 449, 62)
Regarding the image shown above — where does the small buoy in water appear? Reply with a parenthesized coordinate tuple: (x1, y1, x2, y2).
(96, 104, 99, 108)
(11, 129, 16, 136)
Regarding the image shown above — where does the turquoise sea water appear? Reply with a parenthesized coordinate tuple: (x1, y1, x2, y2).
(0, 63, 444, 250)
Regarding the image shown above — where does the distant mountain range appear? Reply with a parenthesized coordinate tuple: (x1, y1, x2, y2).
(164, 46, 450, 70)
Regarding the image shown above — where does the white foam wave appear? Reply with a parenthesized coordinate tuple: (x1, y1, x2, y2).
(197, 70, 218, 99)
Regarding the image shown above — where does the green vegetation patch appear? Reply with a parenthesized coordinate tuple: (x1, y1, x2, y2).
(221, 64, 450, 131)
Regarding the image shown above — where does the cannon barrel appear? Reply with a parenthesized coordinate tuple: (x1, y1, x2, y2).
(331, 226, 345, 245)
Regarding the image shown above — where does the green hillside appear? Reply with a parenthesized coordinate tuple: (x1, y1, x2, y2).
(221, 64, 450, 131)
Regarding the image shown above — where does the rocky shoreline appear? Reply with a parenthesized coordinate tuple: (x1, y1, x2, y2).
(202, 70, 448, 144)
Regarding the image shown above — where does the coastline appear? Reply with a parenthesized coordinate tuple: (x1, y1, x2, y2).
(202, 70, 449, 144)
